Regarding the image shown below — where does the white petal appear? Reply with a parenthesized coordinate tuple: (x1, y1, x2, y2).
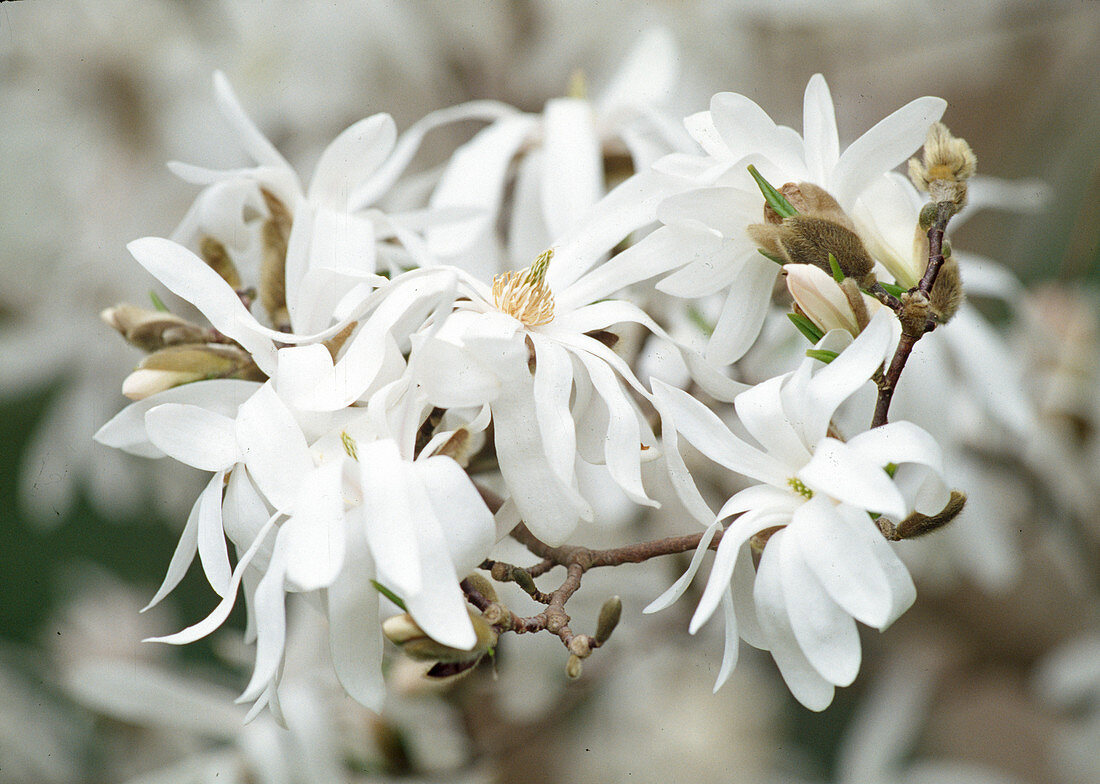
(308, 114, 396, 206)
(657, 186, 760, 239)
(213, 71, 292, 171)
(731, 542, 768, 649)
(358, 440, 422, 597)
(530, 334, 577, 487)
(597, 27, 678, 112)
(142, 492, 201, 612)
(753, 531, 836, 711)
(802, 74, 840, 185)
(795, 497, 893, 628)
(418, 455, 496, 575)
(571, 350, 654, 507)
(328, 523, 384, 711)
(735, 376, 812, 468)
(409, 335, 501, 409)
(144, 404, 239, 471)
(237, 535, 289, 703)
(95, 379, 261, 458)
(127, 238, 278, 374)
(838, 504, 916, 628)
(646, 384, 717, 526)
(235, 384, 314, 512)
(714, 587, 740, 691)
(845, 420, 944, 474)
(780, 513, 861, 686)
(643, 520, 721, 614)
(709, 92, 805, 172)
(281, 460, 347, 592)
(146, 513, 279, 645)
(798, 438, 907, 518)
(196, 471, 231, 598)
(832, 96, 948, 209)
(651, 380, 786, 487)
(706, 256, 781, 365)
(541, 98, 603, 239)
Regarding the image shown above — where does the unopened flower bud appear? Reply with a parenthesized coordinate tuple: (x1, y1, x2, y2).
(121, 344, 262, 400)
(463, 573, 499, 605)
(595, 596, 622, 645)
(908, 122, 976, 209)
(928, 256, 964, 323)
(784, 264, 880, 337)
(199, 236, 241, 290)
(259, 188, 292, 331)
(749, 216, 877, 289)
(382, 611, 496, 663)
(101, 304, 207, 352)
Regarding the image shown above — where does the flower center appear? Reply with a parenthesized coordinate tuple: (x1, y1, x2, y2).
(787, 477, 814, 499)
(492, 249, 555, 327)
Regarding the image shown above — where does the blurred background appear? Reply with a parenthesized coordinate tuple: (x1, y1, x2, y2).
(1, 1, 1099, 782)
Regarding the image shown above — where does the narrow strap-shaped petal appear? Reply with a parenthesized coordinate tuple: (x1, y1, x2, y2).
(780, 507, 861, 686)
(832, 96, 947, 209)
(706, 256, 780, 365)
(142, 491, 202, 612)
(196, 470, 232, 598)
(145, 512, 279, 645)
(802, 74, 840, 186)
(845, 420, 944, 473)
(281, 459, 347, 592)
(753, 531, 836, 711)
(643, 520, 721, 614)
(235, 383, 314, 512)
(357, 440, 423, 597)
(328, 523, 384, 711)
(794, 497, 893, 628)
(798, 438, 907, 519)
(213, 71, 294, 172)
(656, 186, 761, 240)
(735, 376, 813, 468)
(237, 533, 289, 703)
(596, 27, 678, 114)
(418, 455, 496, 575)
(837, 504, 916, 628)
(646, 384, 716, 527)
(308, 114, 396, 206)
(541, 97, 603, 239)
(652, 379, 786, 486)
(530, 334, 578, 488)
(731, 541, 768, 650)
(144, 404, 239, 471)
(714, 587, 740, 692)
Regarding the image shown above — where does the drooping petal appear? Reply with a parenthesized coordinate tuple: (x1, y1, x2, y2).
(706, 257, 780, 366)
(734, 376, 813, 468)
(643, 520, 722, 614)
(146, 513, 279, 645)
(845, 420, 944, 473)
(417, 455, 496, 575)
(530, 334, 577, 487)
(714, 587, 740, 692)
(794, 497, 893, 628)
(753, 531, 836, 711)
(357, 440, 423, 597)
(780, 505, 861, 686)
(837, 504, 916, 628)
(237, 533, 290, 703)
(144, 404, 240, 471)
(196, 470, 231, 598)
(142, 491, 202, 612)
(328, 521, 384, 711)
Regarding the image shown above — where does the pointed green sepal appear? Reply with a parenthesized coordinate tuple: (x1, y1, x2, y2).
(878, 281, 907, 297)
(371, 580, 407, 611)
(828, 253, 845, 283)
(757, 248, 786, 265)
(747, 164, 797, 218)
(149, 290, 169, 313)
(805, 349, 839, 364)
(788, 312, 825, 344)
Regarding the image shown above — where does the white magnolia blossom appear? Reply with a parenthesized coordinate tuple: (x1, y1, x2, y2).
(641, 73, 946, 364)
(648, 310, 948, 709)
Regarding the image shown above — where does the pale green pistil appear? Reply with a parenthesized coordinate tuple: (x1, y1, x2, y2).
(787, 477, 814, 499)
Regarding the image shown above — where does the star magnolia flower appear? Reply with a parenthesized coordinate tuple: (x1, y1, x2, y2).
(648, 309, 949, 710)
(644, 73, 946, 364)
(170, 71, 514, 334)
(95, 379, 495, 713)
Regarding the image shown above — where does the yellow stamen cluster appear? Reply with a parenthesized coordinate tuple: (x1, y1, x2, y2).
(492, 249, 556, 327)
(787, 477, 814, 499)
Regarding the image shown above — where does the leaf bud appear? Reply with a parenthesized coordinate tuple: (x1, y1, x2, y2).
(463, 573, 499, 605)
(568, 635, 592, 659)
(121, 344, 263, 400)
(895, 490, 967, 539)
(566, 654, 583, 679)
(595, 596, 622, 645)
(908, 122, 977, 209)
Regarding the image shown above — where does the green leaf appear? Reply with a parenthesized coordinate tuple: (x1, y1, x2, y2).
(878, 281, 906, 297)
(788, 312, 825, 344)
(805, 349, 839, 364)
(757, 248, 786, 265)
(371, 580, 407, 611)
(747, 164, 797, 218)
(149, 290, 169, 312)
(828, 253, 844, 283)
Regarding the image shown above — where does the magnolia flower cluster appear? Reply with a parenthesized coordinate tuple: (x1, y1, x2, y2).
(98, 34, 967, 717)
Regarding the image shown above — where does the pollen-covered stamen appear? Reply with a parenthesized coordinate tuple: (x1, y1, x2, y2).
(492, 248, 556, 327)
(787, 477, 814, 499)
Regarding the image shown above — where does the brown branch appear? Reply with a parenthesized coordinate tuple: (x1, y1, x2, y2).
(871, 200, 955, 428)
